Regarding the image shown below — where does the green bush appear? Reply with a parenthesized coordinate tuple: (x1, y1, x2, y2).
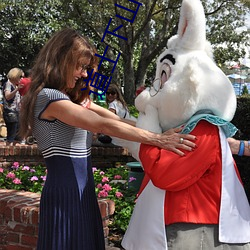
(93, 166, 137, 233)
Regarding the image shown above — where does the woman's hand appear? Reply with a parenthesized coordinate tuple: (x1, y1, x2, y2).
(158, 127, 197, 156)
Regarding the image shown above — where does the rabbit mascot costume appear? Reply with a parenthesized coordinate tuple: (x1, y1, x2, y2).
(112, 0, 250, 249)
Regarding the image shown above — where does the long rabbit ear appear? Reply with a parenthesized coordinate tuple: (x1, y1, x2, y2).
(178, 0, 206, 50)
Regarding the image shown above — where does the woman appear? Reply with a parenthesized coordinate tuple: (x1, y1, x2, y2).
(98, 83, 135, 143)
(3, 67, 24, 146)
(19, 28, 196, 250)
(106, 83, 134, 120)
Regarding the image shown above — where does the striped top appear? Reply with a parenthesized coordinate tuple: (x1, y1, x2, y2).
(33, 88, 92, 158)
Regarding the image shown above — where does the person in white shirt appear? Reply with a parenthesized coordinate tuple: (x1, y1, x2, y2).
(106, 83, 135, 121)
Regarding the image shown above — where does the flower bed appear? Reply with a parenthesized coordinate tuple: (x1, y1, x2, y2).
(0, 162, 46, 193)
(0, 162, 137, 247)
(93, 166, 137, 233)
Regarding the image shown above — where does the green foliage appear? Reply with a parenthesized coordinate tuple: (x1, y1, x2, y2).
(241, 0, 250, 8)
(242, 85, 249, 95)
(94, 100, 107, 108)
(0, 162, 46, 193)
(0, 0, 248, 103)
(128, 104, 139, 118)
(0, 0, 78, 76)
(93, 166, 137, 233)
(1, 162, 137, 234)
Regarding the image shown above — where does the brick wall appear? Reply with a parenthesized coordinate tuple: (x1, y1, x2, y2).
(0, 143, 135, 169)
(0, 189, 115, 250)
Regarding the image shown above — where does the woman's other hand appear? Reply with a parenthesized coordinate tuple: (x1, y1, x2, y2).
(159, 127, 197, 156)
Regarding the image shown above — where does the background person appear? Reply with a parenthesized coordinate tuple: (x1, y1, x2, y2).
(227, 137, 250, 156)
(98, 83, 136, 144)
(18, 68, 32, 144)
(19, 69, 31, 96)
(106, 83, 135, 121)
(3, 67, 24, 146)
(19, 28, 196, 250)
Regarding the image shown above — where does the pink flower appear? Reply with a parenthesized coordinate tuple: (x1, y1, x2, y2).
(0, 168, 4, 173)
(100, 171, 105, 175)
(40, 176, 46, 181)
(12, 178, 22, 184)
(115, 192, 123, 198)
(97, 183, 102, 189)
(6, 172, 15, 179)
(102, 184, 112, 191)
(22, 166, 30, 171)
(92, 167, 97, 173)
(102, 176, 109, 183)
(30, 169, 36, 173)
(129, 177, 137, 182)
(98, 190, 108, 198)
(12, 162, 19, 169)
(114, 175, 122, 180)
(30, 176, 38, 181)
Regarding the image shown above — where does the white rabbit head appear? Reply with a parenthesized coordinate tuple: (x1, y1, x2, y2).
(135, 0, 236, 132)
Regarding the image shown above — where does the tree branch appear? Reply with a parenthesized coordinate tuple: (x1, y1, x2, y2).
(133, 0, 158, 45)
(73, 2, 123, 56)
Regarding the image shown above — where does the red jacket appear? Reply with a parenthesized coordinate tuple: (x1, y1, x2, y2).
(139, 120, 242, 225)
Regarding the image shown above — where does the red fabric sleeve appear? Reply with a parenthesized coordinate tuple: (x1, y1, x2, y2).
(19, 77, 31, 96)
(139, 120, 220, 191)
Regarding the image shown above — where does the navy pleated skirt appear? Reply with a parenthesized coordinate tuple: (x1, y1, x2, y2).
(37, 156, 105, 250)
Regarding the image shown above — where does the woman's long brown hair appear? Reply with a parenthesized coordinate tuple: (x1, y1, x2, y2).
(19, 28, 98, 138)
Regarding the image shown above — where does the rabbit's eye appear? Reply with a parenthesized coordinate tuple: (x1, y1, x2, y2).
(149, 63, 172, 97)
(160, 63, 171, 87)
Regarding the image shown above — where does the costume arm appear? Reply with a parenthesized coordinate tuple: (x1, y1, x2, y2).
(139, 120, 220, 191)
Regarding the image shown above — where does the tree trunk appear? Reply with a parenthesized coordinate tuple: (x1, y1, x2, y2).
(135, 58, 150, 87)
(107, 48, 121, 85)
(123, 53, 135, 105)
